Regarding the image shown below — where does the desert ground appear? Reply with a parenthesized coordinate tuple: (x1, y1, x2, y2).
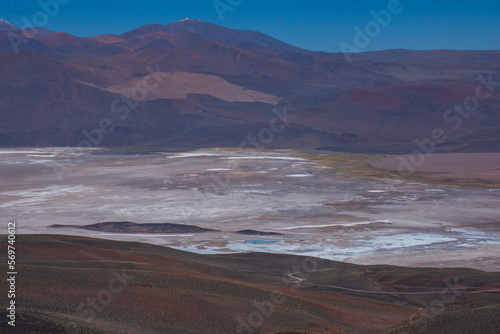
(3, 234, 500, 334)
(1, 148, 500, 271)
(371, 153, 500, 186)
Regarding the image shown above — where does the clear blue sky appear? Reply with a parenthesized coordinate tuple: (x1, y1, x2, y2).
(1, 0, 499, 52)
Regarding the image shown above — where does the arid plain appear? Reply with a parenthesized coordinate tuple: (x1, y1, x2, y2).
(2, 148, 499, 272)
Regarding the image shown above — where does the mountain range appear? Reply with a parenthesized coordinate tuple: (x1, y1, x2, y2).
(1, 18, 499, 152)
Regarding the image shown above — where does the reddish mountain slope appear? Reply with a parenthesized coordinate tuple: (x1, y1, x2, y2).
(5, 235, 500, 334)
(38, 32, 127, 56)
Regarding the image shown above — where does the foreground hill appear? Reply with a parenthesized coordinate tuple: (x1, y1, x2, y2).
(0, 19, 500, 152)
(1, 235, 499, 333)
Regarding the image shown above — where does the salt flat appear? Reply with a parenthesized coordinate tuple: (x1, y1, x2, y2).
(1, 147, 499, 271)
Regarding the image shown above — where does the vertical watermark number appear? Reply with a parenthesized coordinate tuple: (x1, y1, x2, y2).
(7, 221, 17, 327)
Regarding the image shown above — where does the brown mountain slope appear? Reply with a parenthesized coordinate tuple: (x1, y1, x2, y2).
(2, 235, 499, 334)
(105, 71, 280, 104)
(37, 32, 127, 57)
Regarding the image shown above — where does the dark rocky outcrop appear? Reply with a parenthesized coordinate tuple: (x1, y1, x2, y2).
(50, 221, 217, 233)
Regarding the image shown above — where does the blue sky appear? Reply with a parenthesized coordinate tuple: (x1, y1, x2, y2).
(1, 0, 499, 52)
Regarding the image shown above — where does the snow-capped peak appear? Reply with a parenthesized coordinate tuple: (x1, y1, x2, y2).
(0, 18, 18, 30)
(177, 18, 203, 23)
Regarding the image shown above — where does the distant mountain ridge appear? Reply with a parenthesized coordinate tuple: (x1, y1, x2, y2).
(0, 18, 499, 152)
(117, 18, 308, 53)
(0, 17, 54, 35)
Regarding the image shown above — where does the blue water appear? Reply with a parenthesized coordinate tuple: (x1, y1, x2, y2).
(245, 239, 277, 244)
